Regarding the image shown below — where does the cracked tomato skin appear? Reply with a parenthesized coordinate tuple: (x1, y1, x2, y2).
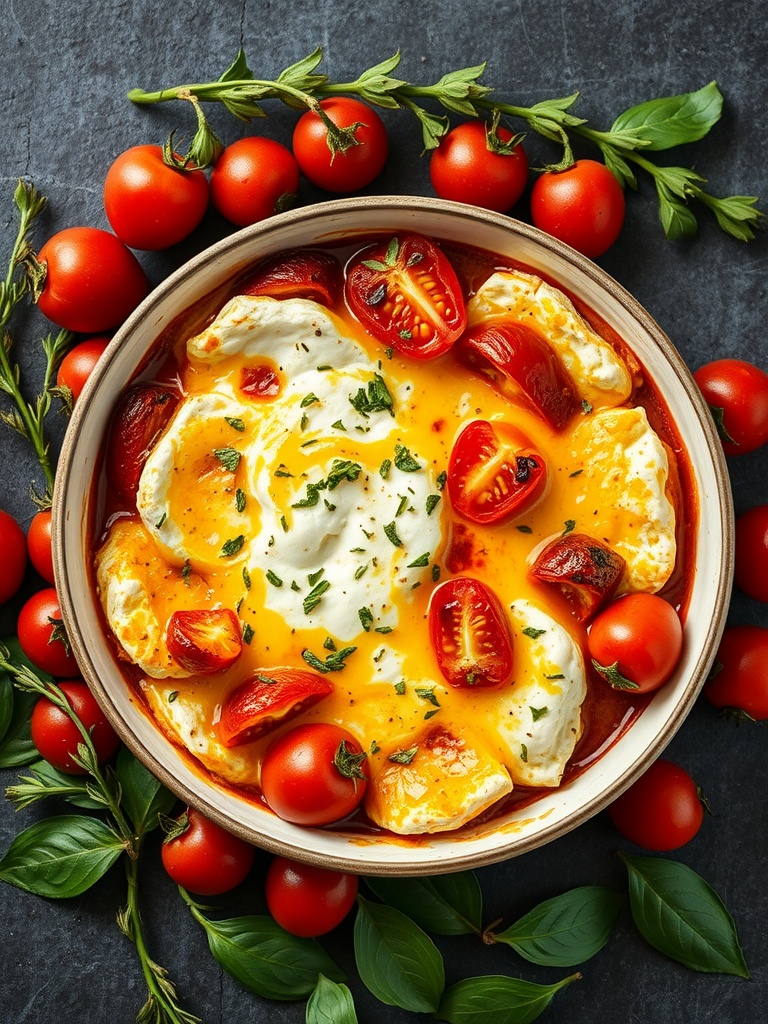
(265, 856, 359, 937)
(345, 234, 466, 359)
(447, 419, 546, 525)
(30, 680, 120, 775)
(428, 576, 513, 688)
(260, 723, 367, 826)
(218, 670, 333, 747)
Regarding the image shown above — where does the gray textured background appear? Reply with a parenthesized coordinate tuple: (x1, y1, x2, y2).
(1, 1, 767, 1021)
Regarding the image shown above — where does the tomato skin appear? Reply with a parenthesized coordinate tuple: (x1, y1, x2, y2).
(17, 587, 80, 677)
(218, 669, 333, 747)
(166, 609, 243, 674)
(27, 509, 55, 585)
(530, 160, 626, 259)
(37, 227, 149, 333)
(705, 625, 768, 720)
(160, 808, 255, 896)
(456, 321, 577, 430)
(260, 723, 367, 826)
(734, 505, 768, 601)
(345, 234, 466, 359)
(693, 359, 768, 456)
(239, 248, 343, 307)
(30, 680, 120, 774)
(104, 145, 209, 250)
(0, 509, 27, 604)
(292, 97, 388, 193)
(265, 856, 358, 937)
(588, 593, 683, 694)
(608, 758, 704, 851)
(429, 120, 529, 213)
(428, 576, 514, 688)
(105, 382, 180, 505)
(530, 533, 626, 622)
(447, 419, 546, 525)
(210, 137, 300, 227)
(56, 337, 110, 402)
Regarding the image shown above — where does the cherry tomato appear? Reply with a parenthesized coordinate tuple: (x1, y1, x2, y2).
(104, 144, 210, 250)
(608, 758, 704, 851)
(17, 587, 80, 677)
(705, 625, 768, 720)
(429, 119, 529, 213)
(56, 337, 110, 402)
(428, 576, 514, 688)
(27, 509, 55, 585)
(105, 382, 180, 505)
(166, 609, 243, 674)
(37, 227, 149, 333)
(265, 856, 358, 937)
(0, 509, 27, 604)
(447, 419, 546, 525)
(734, 505, 768, 602)
(457, 320, 577, 430)
(693, 359, 768, 456)
(239, 363, 283, 400)
(345, 234, 466, 359)
(160, 807, 255, 895)
(210, 137, 300, 227)
(218, 669, 333, 747)
(260, 723, 367, 826)
(292, 97, 388, 193)
(530, 160, 626, 259)
(30, 679, 120, 774)
(588, 593, 683, 694)
(239, 248, 343, 307)
(530, 534, 626, 622)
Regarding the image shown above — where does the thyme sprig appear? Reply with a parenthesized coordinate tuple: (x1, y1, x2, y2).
(0, 181, 74, 500)
(129, 50, 761, 242)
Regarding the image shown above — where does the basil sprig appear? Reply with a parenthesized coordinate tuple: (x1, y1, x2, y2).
(130, 53, 761, 242)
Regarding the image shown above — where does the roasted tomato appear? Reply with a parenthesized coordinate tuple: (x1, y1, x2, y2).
(457, 320, 577, 431)
(239, 249, 343, 307)
(344, 234, 466, 359)
(429, 576, 513, 688)
(240, 362, 283, 399)
(218, 669, 333, 747)
(166, 609, 243, 674)
(530, 533, 626, 621)
(106, 382, 180, 505)
(447, 419, 546, 525)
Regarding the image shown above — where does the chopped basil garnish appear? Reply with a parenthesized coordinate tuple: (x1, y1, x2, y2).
(349, 373, 395, 418)
(383, 521, 402, 547)
(213, 447, 241, 472)
(394, 443, 421, 472)
(225, 416, 245, 432)
(220, 535, 244, 557)
(388, 746, 418, 765)
(303, 579, 331, 614)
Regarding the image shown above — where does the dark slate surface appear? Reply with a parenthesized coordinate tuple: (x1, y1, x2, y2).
(1, 2, 767, 1022)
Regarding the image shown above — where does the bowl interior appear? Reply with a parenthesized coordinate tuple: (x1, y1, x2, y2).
(54, 197, 732, 874)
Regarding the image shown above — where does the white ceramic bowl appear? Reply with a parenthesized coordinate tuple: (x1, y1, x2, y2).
(54, 196, 732, 875)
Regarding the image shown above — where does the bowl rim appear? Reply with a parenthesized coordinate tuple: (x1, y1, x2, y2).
(53, 195, 734, 875)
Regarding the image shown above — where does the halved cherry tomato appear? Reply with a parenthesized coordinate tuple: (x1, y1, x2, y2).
(344, 234, 466, 359)
(530, 533, 626, 621)
(218, 669, 333, 747)
(260, 722, 367, 826)
(428, 576, 513, 688)
(447, 419, 546, 525)
(457, 321, 577, 431)
(239, 249, 343, 307)
(105, 382, 180, 505)
(166, 609, 243, 674)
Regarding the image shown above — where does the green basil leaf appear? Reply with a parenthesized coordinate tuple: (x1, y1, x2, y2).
(353, 897, 444, 1012)
(611, 81, 723, 151)
(193, 910, 344, 1000)
(363, 871, 482, 935)
(115, 746, 176, 836)
(434, 973, 579, 1024)
(0, 637, 45, 768)
(0, 815, 124, 897)
(621, 852, 750, 977)
(306, 973, 358, 1024)
(493, 885, 625, 966)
